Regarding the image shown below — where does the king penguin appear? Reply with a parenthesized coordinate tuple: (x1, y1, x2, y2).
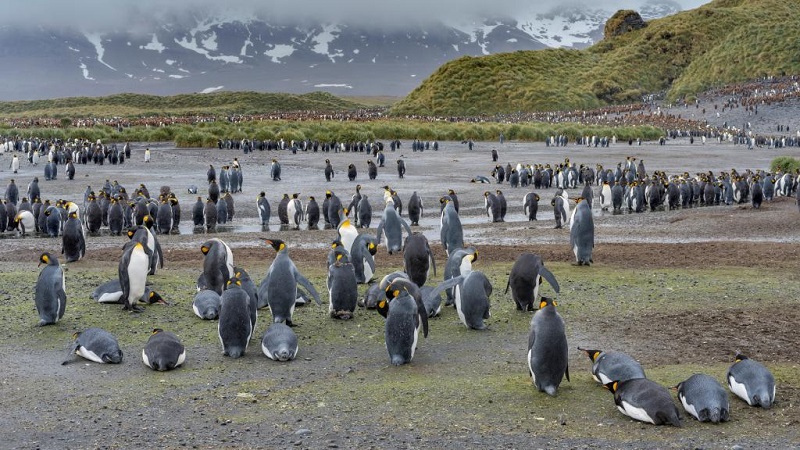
(407, 191, 423, 226)
(443, 247, 477, 306)
(34, 252, 67, 326)
(192, 290, 222, 320)
(453, 270, 492, 330)
(726, 353, 776, 409)
(577, 348, 646, 384)
(523, 192, 540, 221)
(306, 196, 320, 229)
(675, 374, 730, 423)
(258, 239, 321, 326)
(218, 275, 253, 358)
(142, 329, 186, 371)
(383, 277, 429, 365)
(62, 328, 123, 365)
(327, 253, 358, 319)
(376, 199, 412, 254)
(257, 192, 271, 226)
(261, 322, 299, 361)
(61, 211, 86, 263)
(336, 208, 359, 256)
(403, 233, 436, 287)
(119, 241, 151, 312)
(287, 193, 303, 229)
(569, 198, 594, 265)
(505, 253, 560, 311)
(528, 297, 569, 395)
(439, 195, 464, 257)
(604, 379, 682, 427)
(200, 238, 235, 295)
(350, 234, 377, 284)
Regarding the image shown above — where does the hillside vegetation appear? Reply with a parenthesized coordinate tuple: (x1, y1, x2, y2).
(0, 91, 366, 118)
(391, 0, 800, 116)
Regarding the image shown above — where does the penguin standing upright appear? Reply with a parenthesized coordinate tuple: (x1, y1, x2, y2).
(347, 163, 357, 181)
(727, 353, 776, 409)
(453, 270, 492, 330)
(357, 194, 372, 228)
(258, 239, 321, 326)
(367, 159, 378, 180)
(403, 233, 436, 287)
(141, 215, 164, 274)
(528, 297, 569, 396)
(257, 192, 271, 226)
(578, 348, 646, 384)
(570, 199, 594, 265)
(407, 191, 423, 226)
(350, 234, 377, 284)
(157, 198, 173, 234)
(336, 209, 358, 255)
(306, 196, 320, 229)
(200, 238, 235, 295)
(119, 242, 151, 312)
(287, 193, 303, 229)
(216, 195, 228, 224)
(34, 252, 67, 326)
(142, 329, 186, 371)
(208, 180, 220, 205)
(376, 199, 412, 254)
(383, 277, 429, 365)
(605, 379, 682, 426)
(270, 159, 281, 181)
(443, 247, 477, 306)
(61, 211, 86, 263)
(599, 182, 612, 211)
(505, 253, 560, 311)
(108, 197, 124, 235)
(5, 179, 19, 205)
(217, 276, 253, 358)
(277, 193, 290, 226)
(324, 159, 334, 181)
(495, 189, 507, 221)
(327, 253, 358, 320)
(396, 159, 406, 178)
(484, 191, 502, 222)
(523, 192, 540, 221)
(44, 206, 62, 237)
(676, 374, 730, 423)
(439, 196, 463, 257)
(204, 198, 217, 230)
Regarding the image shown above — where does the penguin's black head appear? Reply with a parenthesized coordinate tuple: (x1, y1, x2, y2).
(152, 328, 163, 335)
(331, 239, 342, 249)
(578, 348, 603, 362)
(325, 190, 332, 198)
(539, 297, 557, 309)
(292, 193, 299, 199)
(146, 291, 169, 305)
(265, 239, 286, 252)
(259, 192, 266, 198)
(38, 252, 54, 267)
(734, 352, 749, 362)
(143, 215, 154, 229)
(603, 381, 619, 393)
(200, 242, 211, 255)
(226, 276, 242, 288)
(309, 196, 315, 201)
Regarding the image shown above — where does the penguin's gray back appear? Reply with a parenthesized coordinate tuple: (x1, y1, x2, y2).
(592, 351, 646, 384)
(727, 356, 776, 408)
(193, 289, 222, 320)
(261, 323, 299, 361)
(35, 258, 66, 326)
(142, 330, 186, 371)
(454, 271, 491, 330)
(218, 286, 252, 358)
(613, 378, 682, 426)
(385, 294, 420, 366)
(677, 373, 730, 423)
(403, 233, 434, 287)
(528, 305, 568, 395)
(62, 216, 85, 262)
(327, 261, 358, 319)
(569, 201, 594, 265)
(70, 327, 123, 364)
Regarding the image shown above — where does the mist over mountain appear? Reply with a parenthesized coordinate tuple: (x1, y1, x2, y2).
(0, 0, 688, 101)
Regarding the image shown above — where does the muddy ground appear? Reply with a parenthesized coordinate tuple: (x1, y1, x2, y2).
(0, 139, 799, 449)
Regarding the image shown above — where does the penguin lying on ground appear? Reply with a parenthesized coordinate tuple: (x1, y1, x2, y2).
(193, 289, 222, 320)
(605, 379, 682, 427)
(675, 374, 730, 423)
(727, 353, 776, 409)
(91, 279, 167, 306)
(261, 323, 299, 361)
(577, 348, 646, 385)
(62, 328, 123, 365)
(142, 329, 186, 371)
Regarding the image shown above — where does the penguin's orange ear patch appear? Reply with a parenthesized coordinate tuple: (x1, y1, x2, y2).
(201, 245, 209, 254)
(539, 300, 548, 309)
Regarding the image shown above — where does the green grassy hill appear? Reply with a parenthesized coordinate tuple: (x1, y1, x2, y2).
(0, 91, 366, 118)
(390, 0, 800, 116)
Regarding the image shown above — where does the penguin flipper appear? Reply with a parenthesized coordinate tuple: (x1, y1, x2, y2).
(400, 218, 412, 237)
(155, 241, 164, 268)
(565, 365, 570, 382)
(295, 271, 321, 305)
(375, 221, 384, 245)
(539, 266, 560, 294)
(423, 276, 464, 306)
(62, 342, 80, 365)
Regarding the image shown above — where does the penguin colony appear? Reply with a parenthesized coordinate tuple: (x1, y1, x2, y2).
(7, 141, 794, 433)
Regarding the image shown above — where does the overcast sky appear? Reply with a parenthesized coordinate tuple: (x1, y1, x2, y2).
(8, 0, 712, 32)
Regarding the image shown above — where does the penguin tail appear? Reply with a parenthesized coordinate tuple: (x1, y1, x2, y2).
(543, 386, 557, 396)
(390, 355, 407, 366)
(706, 407, 722, 424)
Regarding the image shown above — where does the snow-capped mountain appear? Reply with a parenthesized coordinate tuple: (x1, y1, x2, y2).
(0, 1, 682, 101)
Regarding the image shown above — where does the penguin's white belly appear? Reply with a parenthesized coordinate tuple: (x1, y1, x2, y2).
(77, 347, 106, 364)
(679, 394, 699, 420)
(97, 291, 124, 303)
(410, 319, 420, 360)
(618, 401, 654, 424)
(454, 286, 467, 327)
(363, 258, 374, 281)
(528, 348, 536, 384)
(728, 376, 751, 405)
(128, 251, 149, 300)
